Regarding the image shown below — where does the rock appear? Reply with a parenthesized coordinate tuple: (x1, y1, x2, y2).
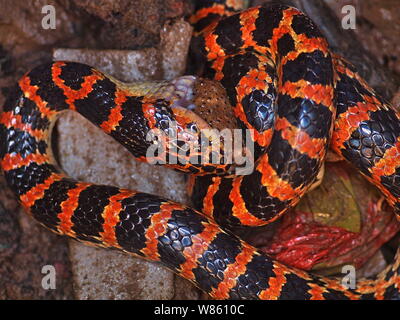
(160, 19, 193, 80)
(72, 0, 192, 49)
(322, 0, 400, 78)
(54, 48, 162, 82)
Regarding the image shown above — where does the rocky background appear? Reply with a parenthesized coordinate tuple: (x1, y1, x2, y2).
(0, 0, 399, 299)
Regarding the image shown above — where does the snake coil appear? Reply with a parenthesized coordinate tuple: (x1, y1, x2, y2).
(1, 1, 400, 299)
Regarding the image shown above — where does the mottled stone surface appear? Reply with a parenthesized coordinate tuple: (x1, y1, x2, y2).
(324, 0, 400, 75)
(160, 19, 194, 80)
(72, 0, 193, 49)
(54, 48, 162, 82)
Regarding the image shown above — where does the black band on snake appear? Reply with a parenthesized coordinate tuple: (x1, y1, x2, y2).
(1, 0, 399, 299)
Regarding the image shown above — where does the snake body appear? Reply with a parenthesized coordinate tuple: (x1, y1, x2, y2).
(1, 1, 400, 299)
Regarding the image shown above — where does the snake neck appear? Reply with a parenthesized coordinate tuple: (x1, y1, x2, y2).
(0, 61, 239, 202)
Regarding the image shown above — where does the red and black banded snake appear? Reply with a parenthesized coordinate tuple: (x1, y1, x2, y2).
(1, 0, 400, 299)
